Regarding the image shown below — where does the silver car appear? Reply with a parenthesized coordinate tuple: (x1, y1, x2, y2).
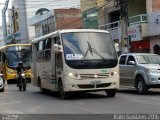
(119, 53, 160, 94)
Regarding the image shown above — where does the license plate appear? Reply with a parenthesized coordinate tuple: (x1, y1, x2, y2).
(91, 80, 101, 85)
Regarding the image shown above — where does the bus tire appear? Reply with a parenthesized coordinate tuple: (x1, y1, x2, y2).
(39, 78, 46, 93)
(105, 89, 117, 97)
(58, 80, 69, 100)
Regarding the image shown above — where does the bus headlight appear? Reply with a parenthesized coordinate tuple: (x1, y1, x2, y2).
(7, 69, 13, 74)
(110, 71, 118, 77)
(68, 73, 81, 79)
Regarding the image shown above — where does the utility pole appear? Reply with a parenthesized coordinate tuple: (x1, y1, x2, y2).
(11, 6, 16, 44)
(114, 0, 130, 53)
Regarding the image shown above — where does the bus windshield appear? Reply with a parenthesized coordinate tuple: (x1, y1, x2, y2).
(62, 32, 118, 69)
(6, 46, 31, 69)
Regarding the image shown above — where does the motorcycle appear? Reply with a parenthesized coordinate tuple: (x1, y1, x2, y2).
(17, 70, 26, 91)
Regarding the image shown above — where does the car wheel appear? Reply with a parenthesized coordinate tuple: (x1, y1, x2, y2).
(137, 77, 148, 95)
(105, 89, 117, 97)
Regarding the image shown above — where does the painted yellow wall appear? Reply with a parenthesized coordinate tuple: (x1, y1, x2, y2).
(96, 0, 105, 7)
(80, 0, 97, 12)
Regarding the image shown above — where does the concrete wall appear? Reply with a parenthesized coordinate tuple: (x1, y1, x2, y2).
(128, 0, 146, 17)
(150, 36, 160, 54)
(152, 0, 160, 12)
(97, 0, 106, 27)
(149, 0, 160, 54)
(80, 0, 96, 12)
(0, 26, 4, 46)
(29, 8, 82, 37)
(16, 0, 29, 43)
(7, 0, 29, 44)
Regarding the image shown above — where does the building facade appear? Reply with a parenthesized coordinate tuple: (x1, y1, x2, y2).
(6, 0, 80, 44)
(29, 8, 82, 38)
(80, 0, 96, 12)
(148, 0, 160, 54)
(99, 0, 160, 55)
(0, 26, 4, 46)
(7, 0, 29, 44)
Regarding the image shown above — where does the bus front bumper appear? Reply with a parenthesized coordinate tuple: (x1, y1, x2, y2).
(64, 77, 119, 92)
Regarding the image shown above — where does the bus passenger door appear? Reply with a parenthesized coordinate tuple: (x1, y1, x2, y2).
(31, 44, 38, 85)
(52, 36, 63, 90)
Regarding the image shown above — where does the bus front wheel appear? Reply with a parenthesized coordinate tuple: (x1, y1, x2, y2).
(105, 89, 117, 97)
(58, 81, 69, 100)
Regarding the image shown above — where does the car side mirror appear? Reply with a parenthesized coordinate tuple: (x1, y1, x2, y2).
(128, 61, 135, 65)
(53, 44, 63, 53)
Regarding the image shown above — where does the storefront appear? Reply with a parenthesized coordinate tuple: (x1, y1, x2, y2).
(130, 39, 150, 53)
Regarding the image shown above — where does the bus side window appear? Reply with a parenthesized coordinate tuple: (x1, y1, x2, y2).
(37, 41, 44, 61)
(44, 38, 51, 60)
(57, 53, 63, 68)
(53, 36, 60, 45)
(31, 44, 36, 62)
(52, 35, 62, 68)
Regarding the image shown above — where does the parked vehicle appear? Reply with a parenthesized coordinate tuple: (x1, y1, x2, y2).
(17, 70, 26, 91)
(0, 73, 4, 92)
(119, 53, 160, 94)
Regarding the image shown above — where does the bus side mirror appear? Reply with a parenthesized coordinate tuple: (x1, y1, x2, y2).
(114, 43, 120, 52)
(53, 44, 63, 53)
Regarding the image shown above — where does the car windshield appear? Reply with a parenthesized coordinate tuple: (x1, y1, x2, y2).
(136, 54, 160, 64)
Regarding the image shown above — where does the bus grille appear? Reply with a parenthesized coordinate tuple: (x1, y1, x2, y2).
(78, 83, 111, 89)
(80, 73, 110, 79)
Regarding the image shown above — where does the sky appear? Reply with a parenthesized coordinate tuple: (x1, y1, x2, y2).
(0, 0, 80, 26)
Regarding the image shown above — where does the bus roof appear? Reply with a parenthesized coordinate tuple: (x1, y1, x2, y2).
(31, 29, 110, 44)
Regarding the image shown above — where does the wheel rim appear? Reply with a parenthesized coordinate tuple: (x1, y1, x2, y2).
(138, 81, 143, 92)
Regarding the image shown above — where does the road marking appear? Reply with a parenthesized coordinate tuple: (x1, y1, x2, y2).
(0, 101, 21, 106)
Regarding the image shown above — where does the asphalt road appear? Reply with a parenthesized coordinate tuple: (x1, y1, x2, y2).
(0, 83, 160, 120)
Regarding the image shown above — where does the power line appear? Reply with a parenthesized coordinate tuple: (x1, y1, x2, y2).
(6, 2, 98, 17)
(9, 0, 79, 11)
(4, 1, 107, 41)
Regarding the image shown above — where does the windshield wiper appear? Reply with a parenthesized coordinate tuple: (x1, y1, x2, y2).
(82, 41, 107, 62)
